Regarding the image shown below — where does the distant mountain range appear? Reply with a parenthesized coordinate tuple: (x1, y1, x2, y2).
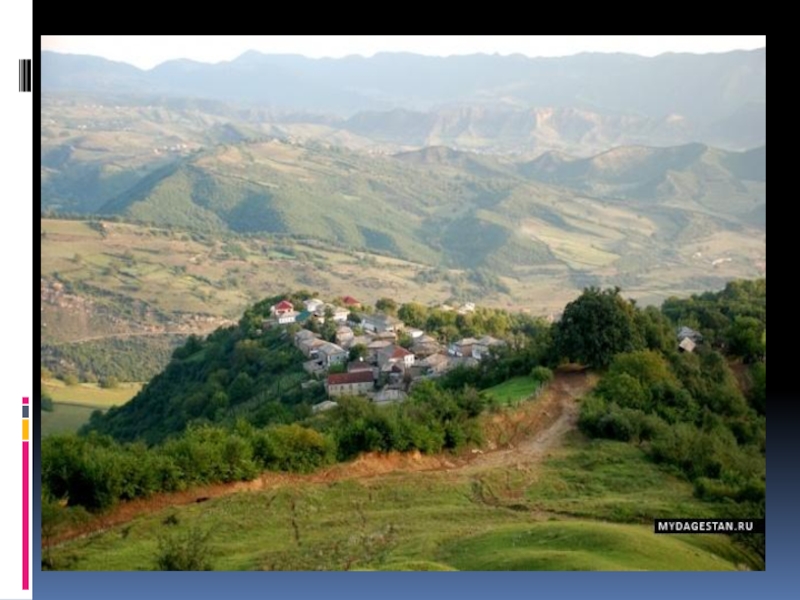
(41, 49, 766, 299)
(42, 133, 763, 287)
(42, 49, 766, 150)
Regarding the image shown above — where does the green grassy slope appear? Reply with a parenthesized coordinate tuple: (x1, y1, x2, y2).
(47, 438, 760, 571)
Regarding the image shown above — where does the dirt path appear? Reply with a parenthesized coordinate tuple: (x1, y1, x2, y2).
(49, 369, 596, 546)
(465, 369, 593, 471)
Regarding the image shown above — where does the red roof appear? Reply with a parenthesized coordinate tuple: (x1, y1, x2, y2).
(327, 371, 374, 386)
(342, 296, 360, 305)
(274, 300, 294, 310)
(391, 346, 412, 359)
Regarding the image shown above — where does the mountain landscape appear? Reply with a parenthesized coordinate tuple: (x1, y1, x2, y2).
(40, 44, 766, 572)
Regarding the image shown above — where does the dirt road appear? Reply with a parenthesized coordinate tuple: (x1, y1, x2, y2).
(49, 369, 596, 545)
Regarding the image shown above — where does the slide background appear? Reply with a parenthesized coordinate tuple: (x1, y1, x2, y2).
(1, 7, 32, 600)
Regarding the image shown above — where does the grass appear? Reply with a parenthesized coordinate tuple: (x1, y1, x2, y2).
(41, 404, 98, 436)
(46, 437, 761, 571)
(41, 379, 141, 437)
(436, 521, 748, 571)
(42, 379, 143, 408)
(483, 376, 541, 405)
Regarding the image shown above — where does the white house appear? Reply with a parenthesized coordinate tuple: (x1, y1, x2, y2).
(276, 311, 298, 325)
(304, 298, 325, 313)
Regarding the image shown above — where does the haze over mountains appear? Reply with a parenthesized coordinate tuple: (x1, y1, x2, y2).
(42, 49, 766, 151)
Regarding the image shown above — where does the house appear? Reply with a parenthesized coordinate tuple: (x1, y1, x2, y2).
(294, 329, 319, 347)
(416, 353, 451, 376)
(677, 326, 703, 343)
(343, 334, 371, 351)
(411, 334, 442, 358)
(405, 328, 425, 340)
(318, 342, 348, 367)
(303, 359, 326, 375)
(380, 362, 406, 384)
(677, 326, 702, 352)
(361, 313, 405, 334)
(304, 298, 325, 313)
(366, 339, 393, 362)
(472, 335, 505, 360)
(373, 388, 407, 404)
(326, 370, 374, 397)
(342, 296, 361, 309)
(331, 306, 350, 323)
(275, 311, 298, 325)
(335, 325, 354, 347)
(311, 304, 349, 323)
(377, 345, 415, 369)
(299, 337, 327, 358)
(312, 400, 339, 414)
(271, 300, 295, 316)
(449, 337, 478, 358)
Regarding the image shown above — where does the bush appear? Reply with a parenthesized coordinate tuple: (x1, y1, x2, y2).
(255, 424, 336, 473)
(99, 376, 119, 389)
(155, 527, 215, 571)
(530, 366, 553, 385)
(42, 392, 54, 412)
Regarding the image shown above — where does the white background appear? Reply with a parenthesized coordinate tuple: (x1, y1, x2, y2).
(0, 7, 32, 600)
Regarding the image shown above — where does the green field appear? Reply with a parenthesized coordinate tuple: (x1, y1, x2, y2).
(41, 379, 141, 436)
(437, 521, 749, 571)
(46, 437, 760, 571)
(41, 404, 98, 437)
(483, 376, 541, 405)
(43, 380, 143, 408)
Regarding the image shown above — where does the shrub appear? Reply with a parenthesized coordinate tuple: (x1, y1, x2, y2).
(99, 376, 119, 389)
(155, 527, 214, 571)
(530, 366, 553, 385)
(255, 424, 336, 473)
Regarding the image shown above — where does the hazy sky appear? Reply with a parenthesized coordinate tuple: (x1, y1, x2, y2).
(42, 35, 766, 70)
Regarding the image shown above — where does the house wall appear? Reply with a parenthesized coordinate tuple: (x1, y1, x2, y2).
(323, 351, 347, 366)
(328, 381, 373, 397)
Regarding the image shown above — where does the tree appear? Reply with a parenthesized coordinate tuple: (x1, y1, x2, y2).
(99, 376, 119, 389)
(726, 316, 765, 363)
(398, 302, 428, 328)
(375, 297, 397, 315)
(397, 332, 413, 349)
(320, 319, 338, 343)
(349, 343, 368, 362)
(228, 372, 254, 404)
(552, 287, 644, 368)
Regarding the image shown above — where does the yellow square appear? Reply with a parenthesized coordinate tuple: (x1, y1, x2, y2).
(22, 420, 29, 440)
